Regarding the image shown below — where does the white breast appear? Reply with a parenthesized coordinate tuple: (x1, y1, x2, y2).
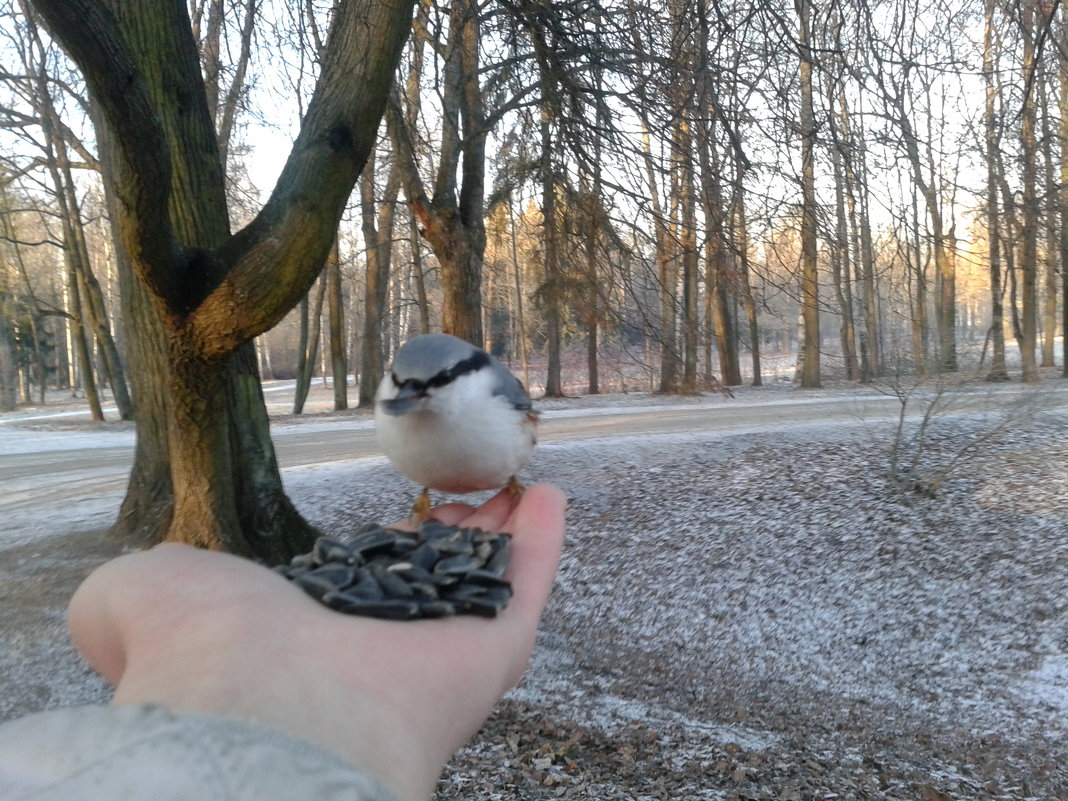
(374, 368, 536, 494)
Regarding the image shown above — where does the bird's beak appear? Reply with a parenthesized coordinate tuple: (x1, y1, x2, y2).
(380, 383, 427, 415)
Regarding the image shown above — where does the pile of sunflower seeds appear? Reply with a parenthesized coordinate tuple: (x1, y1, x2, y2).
(274, 519, 513, 620)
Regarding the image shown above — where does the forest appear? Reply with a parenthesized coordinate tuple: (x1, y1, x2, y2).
(0, 0, 1065, 554)
(1, 0, 1063, 414)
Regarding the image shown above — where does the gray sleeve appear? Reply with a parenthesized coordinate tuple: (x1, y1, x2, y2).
(0, 704, 400, 801)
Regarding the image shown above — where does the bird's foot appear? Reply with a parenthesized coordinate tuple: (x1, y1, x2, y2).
(505, 476, 525, 501)
(410, 488, 432, 525)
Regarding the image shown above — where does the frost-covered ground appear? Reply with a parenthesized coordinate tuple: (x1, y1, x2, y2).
(1, 379, 1067, 800)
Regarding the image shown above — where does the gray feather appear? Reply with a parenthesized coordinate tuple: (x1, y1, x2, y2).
(490, 363, 533, 411)
(390, 334, 476, 382)
(390, 333, 532, 412)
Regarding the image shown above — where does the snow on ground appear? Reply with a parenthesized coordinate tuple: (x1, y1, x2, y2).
(2, 381, 1067, 799)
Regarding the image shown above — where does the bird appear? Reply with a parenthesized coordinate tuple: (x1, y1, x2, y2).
(374, 333, 538, 522)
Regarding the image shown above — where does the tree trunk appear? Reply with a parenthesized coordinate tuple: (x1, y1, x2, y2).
(583, 191, 601, 396)
(797, 0, 821, 388)
(65, 249, 104, 421)
(1019, 2, 1040, 383)
(294, 271, 327, 414)
(358, 153, 400, 406)
(733, 159, 762, 386)
(984, 0, 1008, 381)
(1061, 6, 1068, 378)
(327, 237, 347, 410)
(698, 135, 741, 387)
(829, 114, 858, 380)
(387, 0, 485, 344)
(846, 111, 881, 380)
(1012, 6, 1038, 382)
(508, 198, 530, 389)
(541, 106, 563, 397)
(586, 321, 599, 395)
(409, 213, 431, 335)
(0, 310, 16, 412)
(638, 121, 680, 394)
(677, 119, 700, 394)
(1040, 56, 1058, 369)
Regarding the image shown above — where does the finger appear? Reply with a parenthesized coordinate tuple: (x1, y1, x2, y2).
(428, 502, 479, 526)
(455, 487, 518, 533)
(474, 484, 564, 689)
(502, 484, 566, 616)
(389, 502, 478, 531)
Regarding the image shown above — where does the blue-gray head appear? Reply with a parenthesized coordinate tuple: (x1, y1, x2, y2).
(376, 333, 531, 416)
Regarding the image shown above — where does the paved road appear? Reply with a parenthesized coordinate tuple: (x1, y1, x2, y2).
(2, 387, 1063, 523)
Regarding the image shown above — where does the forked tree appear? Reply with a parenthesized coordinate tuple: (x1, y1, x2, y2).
(29, 0, 415, 560)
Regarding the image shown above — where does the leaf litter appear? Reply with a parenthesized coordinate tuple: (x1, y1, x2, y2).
(1, 391, 1066, 800)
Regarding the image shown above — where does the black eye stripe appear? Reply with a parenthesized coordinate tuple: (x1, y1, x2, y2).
(393, 350, 490, 392)
(426, 350, 490, 389)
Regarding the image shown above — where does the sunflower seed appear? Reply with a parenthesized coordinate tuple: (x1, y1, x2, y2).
(312, 537, 352, 566)
(278, 525, 514, 620)
(349, 529, 399, 558)
(305, 563, 358, 588)
(370, 563, 415, 598)
(294, 572, 336, 600)
(434, 554, 483, 575)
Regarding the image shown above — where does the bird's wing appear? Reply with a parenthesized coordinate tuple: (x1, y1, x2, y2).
(490, 360, 533, 411)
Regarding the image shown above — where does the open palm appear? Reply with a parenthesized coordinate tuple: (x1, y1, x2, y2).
(69, 484, 566, 801)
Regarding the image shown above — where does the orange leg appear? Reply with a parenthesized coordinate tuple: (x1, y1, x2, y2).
(411, 488, 432, 525)
(505, 476, 525, 500)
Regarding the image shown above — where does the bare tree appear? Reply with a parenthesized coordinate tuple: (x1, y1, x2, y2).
(29, 0, 415, 557)
(387, 0, 487, 344)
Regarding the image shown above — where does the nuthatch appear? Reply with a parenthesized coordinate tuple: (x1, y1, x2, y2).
(375, 334, 538, 521)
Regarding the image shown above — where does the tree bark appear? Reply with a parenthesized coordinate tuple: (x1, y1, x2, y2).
(697, 130, 741, 387)
(358, 151, 400, 406)
(1040, 55, 1058, 369)
(829, 107, 858, 380)
(64, 244, 104, 421)
(507, 198, 530, 389)
(843, 99, 880, 380)
(1019, 2, 1040, 383)
(1061, 6, 1068, 378)
(327, 237, 347, 410)
(540, 102, 563, 397)
(294, 270, 327, 414)
(984, 0, 1008, 382)
(733, 159, 762, 386)
(796, 0, 821, 388)
(677, 119, 700, 394)
(0, 308, 17, 412)
(410, 214, 431, 335)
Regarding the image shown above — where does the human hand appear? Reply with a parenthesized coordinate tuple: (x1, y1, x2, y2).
(68, 484, 566, 801)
